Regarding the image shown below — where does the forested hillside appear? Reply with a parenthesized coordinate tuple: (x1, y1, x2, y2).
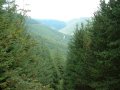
(26, 18, 70, 57)
(0, 0, 120, 90)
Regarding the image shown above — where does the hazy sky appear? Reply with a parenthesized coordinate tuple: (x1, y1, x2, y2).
(16, 0, 109, 21)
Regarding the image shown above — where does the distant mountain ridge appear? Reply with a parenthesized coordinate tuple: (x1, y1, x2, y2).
(33, 19, 66, 30)
(26, 17, 90, 35)
(59, 17, 90, 35)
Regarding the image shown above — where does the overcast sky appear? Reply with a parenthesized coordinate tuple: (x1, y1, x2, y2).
(16, 0, 109, 21)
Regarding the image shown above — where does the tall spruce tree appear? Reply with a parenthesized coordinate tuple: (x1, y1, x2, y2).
(64, 23, 95, 90)
(90, 0, 120, 89)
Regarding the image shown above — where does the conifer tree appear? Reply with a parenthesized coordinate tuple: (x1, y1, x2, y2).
(90, 0, 120, 89)
(64, 23, 94, 90)
(52, 50, 65, 90)
(64, 0, 120, 90)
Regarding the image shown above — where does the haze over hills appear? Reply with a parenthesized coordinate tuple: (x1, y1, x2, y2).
(35, 19, 67, 30)
(59, 17, 89, 35)
(27, 17, 89, 34)
(26, 17, 89, 56)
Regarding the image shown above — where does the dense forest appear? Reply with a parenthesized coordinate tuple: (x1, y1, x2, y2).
(0, 0, 120, 90)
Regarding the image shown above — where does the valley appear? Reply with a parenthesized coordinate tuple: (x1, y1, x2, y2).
(26, 17, 89, 59)
(26, 18, 71, 57)
(1, 0, 119, 90)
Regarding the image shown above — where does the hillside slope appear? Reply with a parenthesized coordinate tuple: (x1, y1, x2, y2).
(26, 19, 70, 56)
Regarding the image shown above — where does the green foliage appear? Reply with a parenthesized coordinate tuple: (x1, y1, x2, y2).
(26, 19, 69, 89)
(90, 0, 120, 89)
(0, 0, 27, 89)
(2, 0, 120, 90)
(52, 50, 65, 90)
(64, 22, 94, 90)
(0, 0, 55, 90)
(64, 0, 120, 90)
(27, 21, 70, 56)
